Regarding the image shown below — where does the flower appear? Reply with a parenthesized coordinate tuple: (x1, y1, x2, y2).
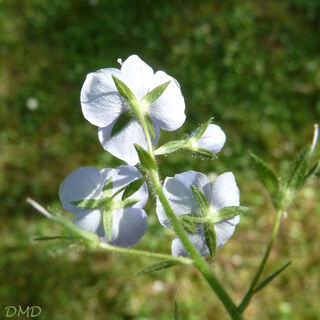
(81, 54, 186, 165)
(191, 124, 226, 154)
(59, 165, 149, 248)
(156, 170, 240, 256)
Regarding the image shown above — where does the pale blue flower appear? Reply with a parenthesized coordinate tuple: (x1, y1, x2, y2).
(156, 171, 240, 256)
(59, 165, 148, 248)
(81, 55, 186, 165)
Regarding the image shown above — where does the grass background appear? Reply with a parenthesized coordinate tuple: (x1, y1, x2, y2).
(1, 0, 320, 319)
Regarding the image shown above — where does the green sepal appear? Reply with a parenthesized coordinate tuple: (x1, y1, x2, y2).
(137, 260, 180, 276)
(103, 209, 113, 241)
(211, 206, 250, 224)
(192, 117, 213, 140)
(110, 110, 135, 137)
(120, 198, 139, 208)
(141, 81, 170, 107)
(112, 75, 138, 108)
(122, 177, 145, 200)
(180, 216, 197, 233)
(204, 222, 217, 257)
(154, 140, 187, 155)
(192, 147, 217, 160)
(71, 198, 108, 209)
(145, 113, 155, 139)
(302, 161, 320, 185)
(283, 149, 311, 191)
(103, 177, 113, 197)
(250, 152, 279, 196)
(134, 144, 157, 171)
(190, 184, 210, 217)
(253, 261, 291, 293)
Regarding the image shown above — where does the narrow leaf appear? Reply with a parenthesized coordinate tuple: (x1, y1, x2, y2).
(254, 261, 292, 293)
(193, 147, 217, 159)
(138, 260, 180, 276)
(190, 185, 210, 217)
(112, 75, 138, 107)
(111, 110, 134, 137)
(103, 209, 113, 241)
(303, 161, 320, 185)
(204, 222, 217, 257)
(174, 301, 179, 320)
(103, 177, 113, 197)
(192, 117, 213, 140)
(212, 206, 250, 224)
(250, 152, 279, 195)
(154, 140, 187, 155)
(71, 198, 106, 209)
(122, 177, 145, 200)
(141, 81, 170, 107)
(145, 113, 155, 138)
(134, 144, 157, 171)
(33, 236, 74, 241)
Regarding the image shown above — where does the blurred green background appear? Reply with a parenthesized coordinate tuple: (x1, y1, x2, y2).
(1, 0, 320, 319)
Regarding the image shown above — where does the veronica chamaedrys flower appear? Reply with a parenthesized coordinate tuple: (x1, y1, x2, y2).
(59, 165, 148, 248)
(191, 124, 226, 154)
(156, 171, 240, 256)
(81, 54, 186, 165)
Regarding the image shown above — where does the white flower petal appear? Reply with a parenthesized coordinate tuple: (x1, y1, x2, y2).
(98, 119, 160, 165)
(102, 208, 148, 248)
(193, 124, 226, 153)
(101, 165, 149, 208)
(73, 209, 104, 236)
(81, 68, 130, 127)
(59, 167, 103, 215)
(156, 171, 211, 227)
(171, 233, 209, 257)
(211, 172, 240, 210)
(148, 71, 186, 131)
(121, 55, 154, 100)
(215, 221, 237, 249)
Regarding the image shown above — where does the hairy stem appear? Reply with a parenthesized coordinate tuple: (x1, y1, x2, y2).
(238, 209, 282, 312)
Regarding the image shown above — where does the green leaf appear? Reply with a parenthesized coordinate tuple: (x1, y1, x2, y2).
(154, 140, 187, 155)
(141, 81, 170, 107)
(103, 177, 113, 197)
(192, 147, 217, 160)
(284, 149, 311, 190)
(110, 110, 134, 137)
(211, 206, 250, 223)
(174, 301, 179, 320)
(122, 177, 145, 200)
(112, 75, 138, 108)
(71, 198, 106, 209)
(134, 144, 157, 171)
(204, 222, 217, 257)
(145, 113, 155, 138)
(180, 216, 197, 233)
(253, 261, 291, 293)
(302, 161, 320, 185)
(33, 236, 74, 241)
(103, 209, 113, 241)
(190, 185, 210, 217)
(137, 260, 180, 276)
(250, 152, 279, 195)
(192, 117, 213, 140)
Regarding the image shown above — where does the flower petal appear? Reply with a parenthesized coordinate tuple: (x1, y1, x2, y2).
(98, 119, 160, 165)
(156, 171, 211, 227)
(59, 167, 103, 215)
(215, 221, 237, 249)
(81, 68, 129, 127)
(102, 208, 148, 248)
(193, 124, 226, 153)
(210, 172, 240, 225)
(171, 233, 209, 257)
(73, 209, 104, 236)
(101, 165, 149, 208)
(148, 71, 186, 131)
(121, 55, 154, 100)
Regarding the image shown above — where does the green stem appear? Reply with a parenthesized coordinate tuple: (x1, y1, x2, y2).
(98, 242, 192, 265)
(137, 110, 243, 320)
(238, 209, 282, 313)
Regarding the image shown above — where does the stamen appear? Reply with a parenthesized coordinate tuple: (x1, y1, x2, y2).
(311, 123, 319, 154)
(117, 58, 123, 66)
